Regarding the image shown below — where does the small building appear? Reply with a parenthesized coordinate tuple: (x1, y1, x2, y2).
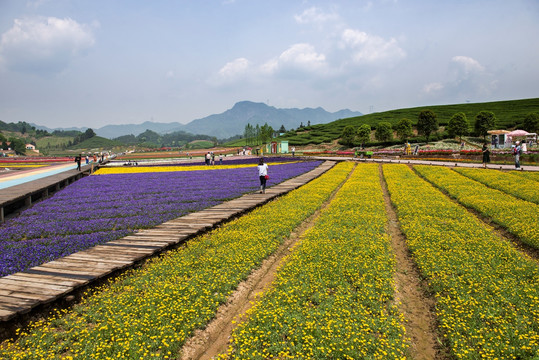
(26, 144, 36, 150)
(487, 130, 510, 148)
(265, 141, 289, 154)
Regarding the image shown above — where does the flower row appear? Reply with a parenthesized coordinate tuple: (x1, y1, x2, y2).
(0, 162, 353, 359)
(383, 164, 539, 359)
(453, 167, 539, 204)
(221, 163, 408, 359)
(0, 161, 321, 277)
(93, 160, 303, 175)
(415, 165, 539, 249)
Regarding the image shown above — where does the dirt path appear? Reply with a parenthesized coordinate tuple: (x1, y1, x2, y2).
(179, 167, 354, 360)
(379, 164, 442, 360)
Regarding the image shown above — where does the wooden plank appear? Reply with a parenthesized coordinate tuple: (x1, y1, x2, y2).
(0, 296, 40, 308)
(6, 273, 83, 287)
(31, 265, 102, 279)
(0, 281, 69, 297)
(0, 277, 72, 291)
(67, 253, 134, 265)
(109, 240, 171, 248)
(0, 289, 50, 301)
(0, 308, 16, 321)
(42, 259, 118, 274)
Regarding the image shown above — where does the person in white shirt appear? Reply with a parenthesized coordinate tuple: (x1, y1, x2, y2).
(257, 157, 269, 193)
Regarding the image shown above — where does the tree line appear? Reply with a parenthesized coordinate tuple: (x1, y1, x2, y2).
(340, 110, 539, 147)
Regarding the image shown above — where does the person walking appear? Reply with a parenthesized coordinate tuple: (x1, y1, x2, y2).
(75, 154, 81, 171)
(257, 157, 269, 194)
(481, 142, 490, 168)
(514, 141, 522, 169)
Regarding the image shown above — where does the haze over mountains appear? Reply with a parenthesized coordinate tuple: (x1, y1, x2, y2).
(33, 101, 362, 139)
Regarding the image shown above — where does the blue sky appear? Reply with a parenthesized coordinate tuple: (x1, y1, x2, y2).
(0, 0, 538, 129)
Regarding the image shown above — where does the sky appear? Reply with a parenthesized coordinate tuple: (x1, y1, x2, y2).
(0, 0, 538, 129)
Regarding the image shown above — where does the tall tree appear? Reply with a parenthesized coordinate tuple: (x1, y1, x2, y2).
(394, 118, 413, 141)
(474, 111, 497, 139)
(356, 124, 371, 146)
(340, 125, 356, 147)
(447, 112, 469, 141)
(522, 113, 539, 133)
(417, 110, 438, 143)
(375, 122, 393, 142)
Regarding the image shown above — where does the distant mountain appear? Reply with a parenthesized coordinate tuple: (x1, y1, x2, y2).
(167, 101, 362, 139)
(95, 121, 184, 139)
(27, 101, 361, 139)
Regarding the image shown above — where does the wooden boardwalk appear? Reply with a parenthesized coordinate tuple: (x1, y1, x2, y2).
(0, 161, 335, 327)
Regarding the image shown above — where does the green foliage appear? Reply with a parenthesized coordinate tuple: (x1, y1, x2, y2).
(341, 125, 357, 146)
(522, 113, 539, 133)
(68, 136, 121, 150)
(188, 140, 214, 149)
(375, 122, 393, 142)
(448, 112, 469, 140)
(357, 124, 371, 145)
(417, 110, 438, 143)
(243, 122, 274, 146)
(394, 118, 413, 141)
(8, 137, 26, 154)
(474, 111, 497, 139)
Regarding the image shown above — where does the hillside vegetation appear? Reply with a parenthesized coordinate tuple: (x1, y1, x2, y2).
(278, 98, 539, 146)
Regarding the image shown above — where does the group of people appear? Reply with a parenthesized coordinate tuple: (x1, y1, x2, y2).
(482, 139, 528, 169)
(205, 152, 223, 165)
(74, 153, 106, 171)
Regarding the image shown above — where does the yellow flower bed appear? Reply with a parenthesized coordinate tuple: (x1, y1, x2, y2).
(453, 167, 539, 204)
(384, 164, 539, 360)
(415, 165, 539, 249)
(510, 170, 539, 183)
(0, 163, 353, 360)
(220, 163, 408, 359)
(93, 162, 301, 175)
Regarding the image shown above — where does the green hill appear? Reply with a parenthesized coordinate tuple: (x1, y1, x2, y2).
(279, 98, 539, 146)
(68, 136, 121, 150)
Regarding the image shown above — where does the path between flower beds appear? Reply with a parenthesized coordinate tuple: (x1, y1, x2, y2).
(0, 161, 336, 327)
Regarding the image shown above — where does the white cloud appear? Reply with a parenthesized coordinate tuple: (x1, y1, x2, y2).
(218, 57, 250, 78)
(341, 28, 405, 64)
(423, 82, 444, 94)
(209, 57, 251, 86)
(262, 43, 327, 76)
(294, 7, 339, 25)
(0, 16, 96, 74)
(451, 55, 485, 74)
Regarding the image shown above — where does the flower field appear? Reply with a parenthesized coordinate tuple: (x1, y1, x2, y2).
(0, 162, 352, 359)
(414, 165, 539, 249)
(453, 167, 539, 204)
(0, 161, 321, 277)
(221, 163, 408, 359)
(383, 164, 539, 359)
(1, 161, 538, 359)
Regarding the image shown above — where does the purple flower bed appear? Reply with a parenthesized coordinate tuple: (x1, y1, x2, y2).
(0, 161, 321, 277)
(139, 156, 305, 167)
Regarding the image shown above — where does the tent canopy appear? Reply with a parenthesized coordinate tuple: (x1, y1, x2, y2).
(507, 129, 530, 137)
